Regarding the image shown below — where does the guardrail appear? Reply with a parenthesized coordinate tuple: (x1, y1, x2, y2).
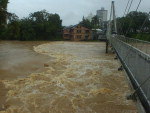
(109, 36, 150, 112)
(117, 36, 150, 55)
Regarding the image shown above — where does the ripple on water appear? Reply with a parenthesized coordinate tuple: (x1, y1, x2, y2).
(0, 42, 137, 113)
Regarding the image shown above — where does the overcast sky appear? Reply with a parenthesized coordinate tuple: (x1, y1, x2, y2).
(8, 0, 150, 26)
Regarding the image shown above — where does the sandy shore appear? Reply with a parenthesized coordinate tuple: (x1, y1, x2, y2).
(0, 42, 137, 113)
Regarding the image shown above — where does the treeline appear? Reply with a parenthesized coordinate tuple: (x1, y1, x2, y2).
(79, 16, 107, 30)
(0, 10, 63, 41)
(0, 0, 9, 34)
(0, 0, 63, 41)
(117, 11, 150, 41)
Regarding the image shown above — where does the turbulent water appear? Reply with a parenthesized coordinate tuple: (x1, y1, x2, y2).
(0, 41, 52, 80)
(0, 41, 51, 110)
(0, 41, 137, 113)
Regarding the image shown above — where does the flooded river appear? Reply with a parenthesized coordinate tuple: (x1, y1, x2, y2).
(0, 41, 137, 113)
(0, 41, 52, 80)
(0, 41, 52, 110)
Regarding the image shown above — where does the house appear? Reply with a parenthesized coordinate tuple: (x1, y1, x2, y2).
(63, 25, 92, 41)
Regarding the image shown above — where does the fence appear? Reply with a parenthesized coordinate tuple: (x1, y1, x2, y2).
(109, 36, 150, 112)
(117, 36, 150, 55)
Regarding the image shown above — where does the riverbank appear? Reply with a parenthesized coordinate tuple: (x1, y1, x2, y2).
(0, 41, 137, 113)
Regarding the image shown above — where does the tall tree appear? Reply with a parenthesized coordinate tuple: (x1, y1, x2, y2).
(27, 10, 62, 40)
(91, 16, 100, 29)
(0, 0, 9, 26)
(0, 9, 63, 41)
(79, 17, 92, 29)
(79, 16, 101, 29)
(6, 13, 20, 40)
(117, 11, 150, 34)
(0, 0, 9, 39)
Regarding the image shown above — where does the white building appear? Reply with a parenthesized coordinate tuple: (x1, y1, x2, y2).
(96, 7, 108, 22)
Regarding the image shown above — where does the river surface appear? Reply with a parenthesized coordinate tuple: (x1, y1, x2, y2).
(0, 41, 52, 80)
(0, 41, 52, 110)
(0, 41, 137, 113)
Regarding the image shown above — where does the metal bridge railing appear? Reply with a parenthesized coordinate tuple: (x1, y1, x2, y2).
(117, 36, 150, 55)
(109, 36, 150, 112)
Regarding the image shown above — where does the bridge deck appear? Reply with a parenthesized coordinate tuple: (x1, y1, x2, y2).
(2, 42, 137, 113)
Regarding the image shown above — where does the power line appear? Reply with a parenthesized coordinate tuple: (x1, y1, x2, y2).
(126, 0, 143, 35)
(120, 12, 149, 66)
(123, 0, 131, 17)
(135, 0, 142, 11)
(117, 0, 145, 66)
(119, 0, 134, 35)
(139, 12, 150, 32)
(126, 0, 134, 15)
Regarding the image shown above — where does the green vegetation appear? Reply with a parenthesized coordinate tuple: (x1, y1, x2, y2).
(79, 16, 101, 29)
(129, 33, 150, 41)
(0, 0, 8, 25)
(0, 1, 63, 41)
(1, 0, 150, 41)
(117, 11, 150, 41)
(0, 0, 9, 35)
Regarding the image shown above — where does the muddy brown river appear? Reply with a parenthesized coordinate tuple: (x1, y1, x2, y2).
(0, 41, 52, 110)
(0, 41, 137, 113)
(0, 41, 52, 80)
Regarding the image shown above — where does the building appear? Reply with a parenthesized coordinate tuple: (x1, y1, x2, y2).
(96, 7, 108, 22)
(63, 25, 92, 41)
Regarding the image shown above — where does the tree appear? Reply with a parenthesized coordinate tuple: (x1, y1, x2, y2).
(0, 0, 8, 25)
(0, 9, 63, 41)
(79, 15, 101, 29)
(19, 18, 36, 40)
(91, 16, 100, 29)
(79, 16, 92, 29)
(6, 13, 20, 40)
(117, 11, 150, 35)
(116, 11, 150, 41)
(27, 10, 62, 40)
(0, 0, 9, 38)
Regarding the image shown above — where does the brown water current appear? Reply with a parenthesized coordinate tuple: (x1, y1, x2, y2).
(0, 41, 137, 113)
(0, 41, 52, 111)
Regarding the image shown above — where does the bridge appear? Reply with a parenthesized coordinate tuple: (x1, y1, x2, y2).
(0, 1, 150, 113)
(106, 1, 150, 113)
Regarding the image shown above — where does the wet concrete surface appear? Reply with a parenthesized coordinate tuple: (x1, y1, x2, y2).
(0, 41, 138, 113)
